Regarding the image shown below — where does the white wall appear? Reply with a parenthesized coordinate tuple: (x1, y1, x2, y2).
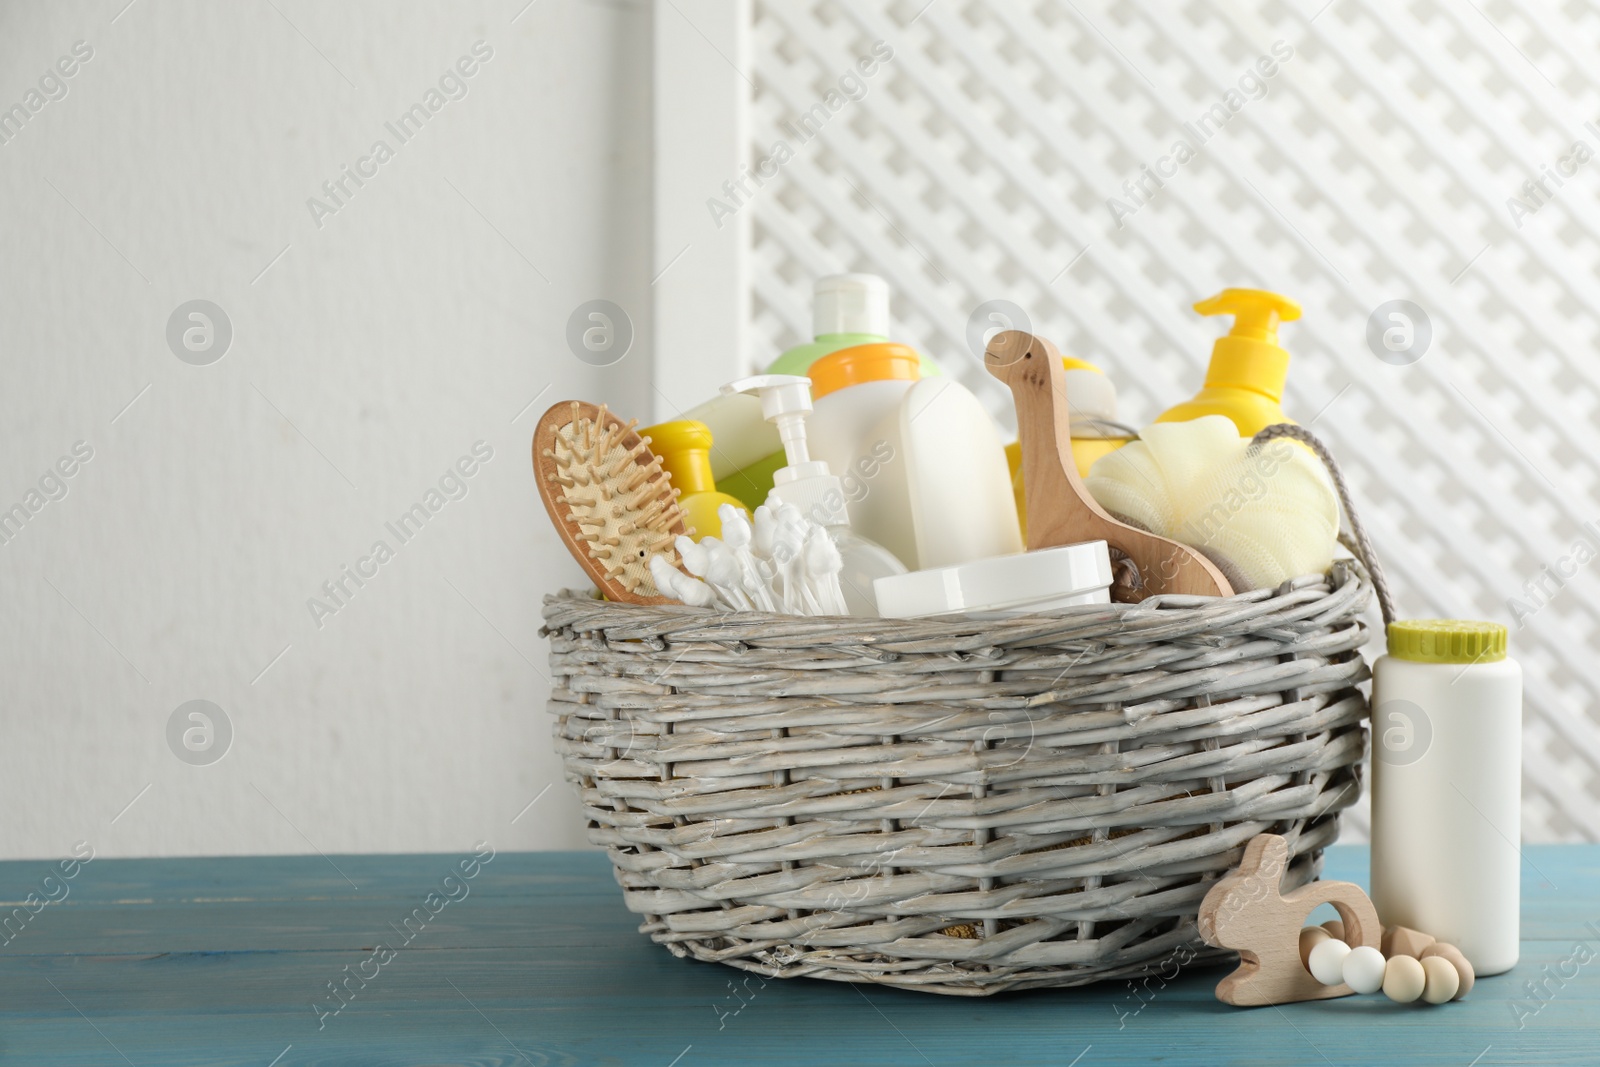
(0, 0, 653, 858)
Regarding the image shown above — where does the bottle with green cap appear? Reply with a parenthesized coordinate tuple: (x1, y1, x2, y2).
(1370, 619, 1523, 977)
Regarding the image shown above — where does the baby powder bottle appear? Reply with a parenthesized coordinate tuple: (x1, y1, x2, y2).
(1370, 620, 1522, 975)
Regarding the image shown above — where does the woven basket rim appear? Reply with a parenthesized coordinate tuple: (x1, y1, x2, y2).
(541, 558, 1372, 639)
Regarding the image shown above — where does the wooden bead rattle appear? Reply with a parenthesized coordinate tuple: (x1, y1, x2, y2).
(1299, 922, 1472, 1004)
(1199, 833, 1475, 1007)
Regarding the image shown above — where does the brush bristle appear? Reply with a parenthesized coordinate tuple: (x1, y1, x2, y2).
(551, 410, 689, 597)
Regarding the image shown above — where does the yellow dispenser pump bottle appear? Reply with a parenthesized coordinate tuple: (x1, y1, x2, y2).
(1156, 288, 1301, 437)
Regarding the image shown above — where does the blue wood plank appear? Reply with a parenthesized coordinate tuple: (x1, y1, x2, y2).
(0, 846, 1594, 1066)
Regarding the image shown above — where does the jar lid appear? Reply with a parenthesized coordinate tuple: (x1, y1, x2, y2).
(809, 343, 921, 399)
(874, 541, 1112, 618)
(1387, 619, 1507, 664)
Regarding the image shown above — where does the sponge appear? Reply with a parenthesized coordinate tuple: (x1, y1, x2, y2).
(1085, 415, 1339, 591)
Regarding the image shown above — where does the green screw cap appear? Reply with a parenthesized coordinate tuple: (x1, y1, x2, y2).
(1387, 619, 1507, 664)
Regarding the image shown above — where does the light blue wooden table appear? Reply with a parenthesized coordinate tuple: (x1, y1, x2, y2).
(0, 846, 1592, 1066)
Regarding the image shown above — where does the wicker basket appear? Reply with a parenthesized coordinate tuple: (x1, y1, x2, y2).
(546, 575, 1391, 993)
(541, 427, 1393, 995)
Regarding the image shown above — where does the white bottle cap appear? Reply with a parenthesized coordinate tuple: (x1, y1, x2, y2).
(721, 374, 849, 526)
(813, 274, 890, 338)
(873, 541, 1113, 618)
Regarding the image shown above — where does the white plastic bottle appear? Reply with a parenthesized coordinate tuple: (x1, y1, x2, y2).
(1370, 619, 1522, 976)
(720, 374, 906, 616)
(806, 342, 920, 482)
(805, 355, 1020, 572)
(890, 377, 1022, 570)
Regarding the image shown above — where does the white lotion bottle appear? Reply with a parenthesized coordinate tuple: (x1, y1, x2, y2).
(806, 342, 920, 496)
(893, 377, 1023, 569)
(1370, 619, 1522, 975)
(721, 374, 906, 616)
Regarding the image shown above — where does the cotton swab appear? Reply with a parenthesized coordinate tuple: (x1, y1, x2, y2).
(701, 539, 755, 610)
(649, 555, 716, 607)
(803, 526, 847, 615)
(718, 504, 776, 612)
(653, 505, 847, 617)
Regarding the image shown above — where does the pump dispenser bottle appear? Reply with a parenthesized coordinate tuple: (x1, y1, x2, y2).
(722, 374, 907, 616)
(1157, 288, 1301, 437)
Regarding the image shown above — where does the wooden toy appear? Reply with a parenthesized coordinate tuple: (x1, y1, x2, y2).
(1198, 833, 1382, 1006)
(984, 330, 1233, 602)
(1381, 924, 1436, 959)
(534, 401, 692, 604)
(1297, 925, 1329, 966)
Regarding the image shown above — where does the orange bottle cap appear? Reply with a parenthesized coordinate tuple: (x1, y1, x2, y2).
(808, 343, 921, 400)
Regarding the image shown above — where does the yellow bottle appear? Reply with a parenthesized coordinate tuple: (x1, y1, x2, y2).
(639, 419, 750, 541)
(1156, 288, 1301, 436)
(1004, 355, 1132, 539)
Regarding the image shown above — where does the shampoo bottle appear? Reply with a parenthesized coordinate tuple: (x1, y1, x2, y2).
(722, 374, 906, 616)
(639, 419, 751, 541)
(890, 377, 1023, 570)
(675, 392, 783, 511)
(1157, 288, 1301, 437)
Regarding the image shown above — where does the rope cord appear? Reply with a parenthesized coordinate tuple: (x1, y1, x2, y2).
(1251, 423, 1397, 628)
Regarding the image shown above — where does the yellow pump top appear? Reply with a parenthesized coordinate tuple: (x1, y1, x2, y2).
(1156, 288, 1302, 437)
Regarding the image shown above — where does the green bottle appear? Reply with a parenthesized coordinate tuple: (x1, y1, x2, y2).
(766, 273, 941, 378)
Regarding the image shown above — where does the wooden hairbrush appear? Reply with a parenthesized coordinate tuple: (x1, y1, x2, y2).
(533, 401, 692, 604)
(985, 329, 1233, 601)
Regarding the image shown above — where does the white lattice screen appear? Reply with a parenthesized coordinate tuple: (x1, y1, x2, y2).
(746, 0, 1600, 843)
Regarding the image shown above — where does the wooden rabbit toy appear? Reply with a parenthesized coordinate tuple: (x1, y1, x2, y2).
(1198, 833, 1381, 1006)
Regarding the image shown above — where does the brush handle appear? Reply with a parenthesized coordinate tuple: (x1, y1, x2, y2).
(984, 330, 1233, 601)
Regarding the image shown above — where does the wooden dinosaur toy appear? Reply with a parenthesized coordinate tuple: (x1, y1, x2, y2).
(983, 329, 1232, 602)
